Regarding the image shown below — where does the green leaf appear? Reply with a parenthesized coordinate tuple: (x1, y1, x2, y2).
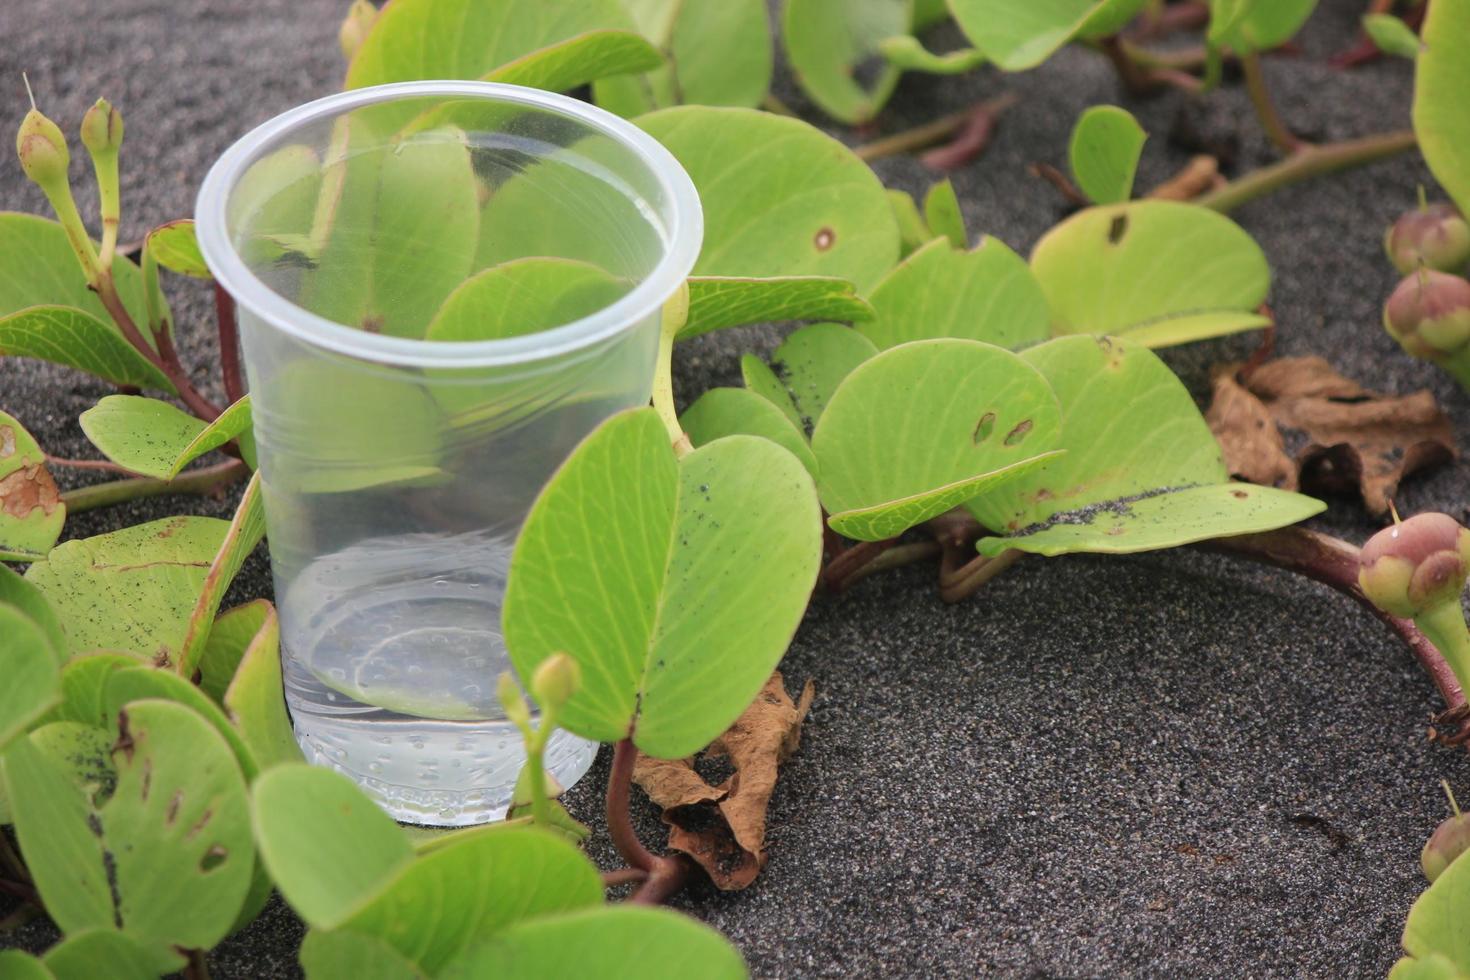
(228, 144, 322, 264)
(504, 408, 822, 757)
(252, 765, 415, 928)
(49, 654, 142, 727)
(767, 323, 880, 430)
(682, 387, 819, 479)
(740, 354, 804, 432)
(812, 339, 1064, 540)
(861, 238, 1052, 353)
(0, 951, 52, 979)
(1404, 815, 1470, 971)
(1029, 200, 1270, 346)
(1391, 954, 1468, 980)
(1364, 13, 1422, 59)
(223, 604, 300, 770)
(333, 826, 603, 973)
(594, 0, 772, 115)
(783, 0, 910, 124)
(948, 0, 1106, 70)
(169, 396, 254, 477)
(0, 306, 174, 392)
(198, 600, 272, 704)
(145, 220, 209, 278)
(80, 395, 207, 478)
(1077, 0, 1150, 37)
(42, 930, 158, 980)
(1208, 0, 1317, 52)
(681, 276, 874, 341)
(923, 180, 967, 249)
(966, 335, 1323, 554)
(0, 213, 161, 346)
(1415, 0, 1470, 216)
(638, 107, 899, 290)
(0, 410, 65, 561)
(484, 29, 663, 91)
(102, 667, 261, 782)
(8, 700, 253, 962)
(878, 35, 987, 74)
(0, 606, 61, 749)
(301, 930, 427, 980)
(424, 258, 629, 342)
(1069, 105, 1147, 205)
(439, 906, 749, 980)
(30, 722, 116, 804)
(345, 0, 631, 88)
(1119, 309, 1273, 348)
(0, 562, 67, 657)
(176, 473, 266, 679)
(26, 516, 231, 660)
(887, 189, 934, 258)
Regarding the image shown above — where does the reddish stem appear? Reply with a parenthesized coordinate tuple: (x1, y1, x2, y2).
(920, 97, 1013, 171)
(607, 739, 658, 873)
(601, 866, 649, 889)
(95, 276, 221, 421)
(215, 283, 246, 405)
(629, 855, 692, 906)
(44, 455, 138, 475)
(824, 538, 896, 592)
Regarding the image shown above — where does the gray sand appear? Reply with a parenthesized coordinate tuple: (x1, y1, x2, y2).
(0, 1, 1465, 976)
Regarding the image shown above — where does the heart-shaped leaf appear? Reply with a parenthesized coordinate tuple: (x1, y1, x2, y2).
(41, 930, 158, 980)
(26, 516, 231, 661)
(0, 410, 64, 561)
(783, 0, 912, 124)
(1364, 13, 1422, 60)
(1208, 0, 1317, 53)
(812, 339, 1064, 540)
(923, 180, 967, 249)
(1029, 200, 1270, 347)
(682, 387, 819, 479)
(948, 0, 1110, 70)
(1414, 0, 1470, 216)
(483, 30, 663, 92)
(967, 335, 1323, 554)
(438, 906, 749, 979)
(145, 220, 209, 278)
(424, 258, 629, 342)
(860, 237, 1051, 352)
(681, 276, 874, 340)
(1069, 105, 1147, 205)
(594, 0, 772, 115)
(638, 107, 899, 291)
(503, 407, 822, 758)
(0, 306, 174, 392)
(764, 323, 880, 430)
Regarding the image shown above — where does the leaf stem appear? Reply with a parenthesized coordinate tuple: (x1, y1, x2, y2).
(607, 738, 658, 873)
(601, 866, 649, 889)
(823, 537, 896, 592)
(629, 854, 691, 905)
(854, 93, 1018, 164)
(652, 283, 693, 457)
(60, 459, 246, 514)
(1195, 130, 1417, 213)
(44, 454, 140, 475)
(215, 283, 246, 405)
(839, 541, 942, 590)
(938, 547, 1024, 603)
(94, 272, 222, 421)
(1241, 52, 1302, 154)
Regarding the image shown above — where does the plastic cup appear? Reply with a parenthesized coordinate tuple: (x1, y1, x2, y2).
(195, 81, 702, 825)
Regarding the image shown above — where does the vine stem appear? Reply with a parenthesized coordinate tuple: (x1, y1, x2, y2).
(853, 93, 1018, 164)
(1203, 527, 1470, 737)
(1241, 52, 1302, 154)
(837, 541, 942, 590)
(938, 547, 1024, 603)
(95, 274, 221, 421)
(215, 283, 246, 405)
(60, 459, 247, 514)
(1196, 130, 1417, 213)
(607, 739, 658, 873)
(823, 538, 895, 592)
(45, 454, 138, 475)
(630, 855, 692, 905)
(601, 866, 649, 889)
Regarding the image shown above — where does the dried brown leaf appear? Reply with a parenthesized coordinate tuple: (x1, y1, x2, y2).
(1206, 356, 1456, 515)
(632, 671, 815, 890)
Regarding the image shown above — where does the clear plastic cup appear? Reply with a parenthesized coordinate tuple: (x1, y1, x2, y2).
(195, 81, 702, 825)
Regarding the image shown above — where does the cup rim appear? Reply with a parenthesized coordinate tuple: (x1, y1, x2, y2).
(194, 80, 703, 369)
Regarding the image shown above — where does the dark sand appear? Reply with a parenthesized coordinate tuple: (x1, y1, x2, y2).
(0, 1, 1464, 976)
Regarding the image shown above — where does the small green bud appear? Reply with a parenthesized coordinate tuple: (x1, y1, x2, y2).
(339, 0, 378, 60)
(1384, 270, 1470, 362)
(1386, 203, 1470, 275)
(1423, 814, 1470, 882)
(531, 653, 581, 711)
(496, 672, 531, 730)
(16, 107, 69, 189)
(79, 98, 123, 156)
(1359, 513, 1470, 618)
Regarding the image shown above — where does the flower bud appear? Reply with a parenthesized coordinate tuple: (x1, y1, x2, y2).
(496, 672, 531, 730)
(531, 653, 581, 711)
(1384, 270, 1470, 361)
(79, 98, 123, 156)
(1423, 813, 1470, 882)
(1359, 513, 1470, 619)
(339, 0, 378, 61)
(16, 107, 69, 190)
(1386, 204, 1470, 275)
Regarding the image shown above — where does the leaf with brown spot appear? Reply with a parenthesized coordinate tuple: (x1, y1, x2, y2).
(1206, 356, 1456, 516)
(0, 411, 65, 561)
(633, 672, 814, 890)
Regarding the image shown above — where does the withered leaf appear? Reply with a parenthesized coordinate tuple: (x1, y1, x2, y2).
(1206, 356, 1456, 515)
(633, 672, 814, 891)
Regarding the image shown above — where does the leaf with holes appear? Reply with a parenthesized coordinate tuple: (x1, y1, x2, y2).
(948, 0, 1145, 70)
(0, 306, 174, 392)
(1415, 0, 1470, 216)
(1208, 0, 1317, 52)
(783, 0, 911, 124)
(861, 238, 1051, 352)
(504, 407, 822, 757)
(41, 930, 158, 980)
(1069, 105, 1147, 205)
(483, 30, 662, 92)
(681, 276, 874, 340)
(0, 410, 65, 561)
(1364, 13, 1421, 59)
(594, 0, 772, 115)
(638, 107, 899, 290)
(101, 667, 262, 781)
(682, 387, 818, 479)
(765, 323, 880, 430)
(439, 906, 749, 980)
(1029, 200, 1271, 347)
(6, 699, 253, 967)
(25, 515, 231, 660)
(967, 335, 1323, 555)
(812, 339, 1063, 541)
(145, 220, 209, 278)
(425, 258, 630, 342)
(923, 180, 967, 249)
